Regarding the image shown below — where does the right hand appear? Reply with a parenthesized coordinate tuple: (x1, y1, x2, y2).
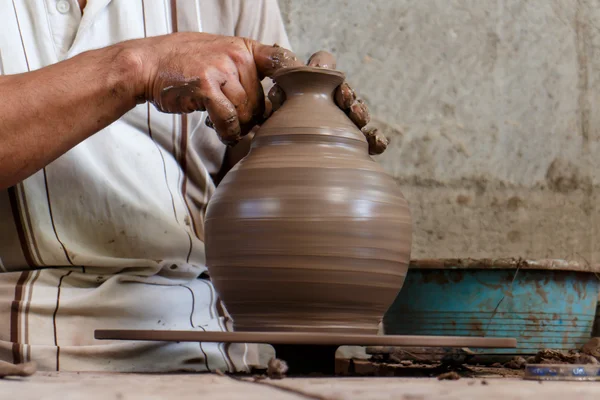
(131, 32, 302, 145)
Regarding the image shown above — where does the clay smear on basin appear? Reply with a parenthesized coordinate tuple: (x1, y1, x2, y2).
(204, 66, 412, 334)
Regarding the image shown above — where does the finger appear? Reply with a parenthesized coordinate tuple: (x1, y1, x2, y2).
(347, 99, 370, 128)
(203, 81, 242, 146)
(334, 82, 356, 110)
(263, 97, 274, 119)
(220, 77, 252, 125)
(363, 127, 389, 155)
(268, 84, 286, 113)
(252, 42, 303, 78)
(236, 57, 266, 132)
(307, 51, 337, 69)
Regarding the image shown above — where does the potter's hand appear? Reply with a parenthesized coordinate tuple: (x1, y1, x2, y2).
(268, 51, 389, 155)
(139, 33, 302, 145)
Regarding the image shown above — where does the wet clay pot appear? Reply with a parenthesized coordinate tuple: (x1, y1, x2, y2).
(205, 66, 412, 334)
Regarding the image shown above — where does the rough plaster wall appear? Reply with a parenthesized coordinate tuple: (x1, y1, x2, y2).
(279, 0, 600, 262)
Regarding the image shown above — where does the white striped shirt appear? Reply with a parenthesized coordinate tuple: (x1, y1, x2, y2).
(0, 0, 290, 372)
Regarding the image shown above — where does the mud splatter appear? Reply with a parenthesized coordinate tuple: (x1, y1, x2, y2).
(534, 280, 549, 303)
(506, 196, 524, 211)
(456, 194, 471, 205)
(437, 371, 460, 380)
(263, 44, 301, 76)
(422, 271, 450, 285)
(154, 74, 203, 114)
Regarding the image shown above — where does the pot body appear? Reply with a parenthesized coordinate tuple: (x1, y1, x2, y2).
(205, 67, 412, 334)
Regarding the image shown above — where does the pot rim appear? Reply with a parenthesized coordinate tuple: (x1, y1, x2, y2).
(409, 258, 600, 273)
(272, 65, 346, 81)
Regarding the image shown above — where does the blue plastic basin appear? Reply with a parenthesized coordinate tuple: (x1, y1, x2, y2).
(383, 259, 600, 354)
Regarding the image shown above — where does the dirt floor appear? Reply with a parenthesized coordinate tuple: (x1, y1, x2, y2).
(3, 371, 600, 400)
(3, 345, 600, 399)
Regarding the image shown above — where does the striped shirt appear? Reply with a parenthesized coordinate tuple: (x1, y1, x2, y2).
(0, 0, 290, 372)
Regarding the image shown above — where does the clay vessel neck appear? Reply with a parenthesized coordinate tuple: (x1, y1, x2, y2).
(273, 67, 345, 98)
(256, 67, 367, 147)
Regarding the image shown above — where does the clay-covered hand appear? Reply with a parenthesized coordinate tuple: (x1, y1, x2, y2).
(137, 32, 302, 145)
(268, 51, 389, 155)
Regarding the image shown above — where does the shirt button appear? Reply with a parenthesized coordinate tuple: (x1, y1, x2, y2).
(56, 0, 71, 14)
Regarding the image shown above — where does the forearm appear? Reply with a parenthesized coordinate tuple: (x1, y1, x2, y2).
(0, 43, 142, 189)
(0, 31, 311, 189)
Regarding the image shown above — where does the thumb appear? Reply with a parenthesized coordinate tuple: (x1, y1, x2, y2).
(252, 42, 303, 78)
(307, 51, 337, 69)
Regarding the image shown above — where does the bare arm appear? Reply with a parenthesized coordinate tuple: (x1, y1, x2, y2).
(0, 32, 302, 190)
(0, 44, 140, 188)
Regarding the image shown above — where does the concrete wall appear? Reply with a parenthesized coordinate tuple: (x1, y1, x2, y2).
(279, 0, 600, 263)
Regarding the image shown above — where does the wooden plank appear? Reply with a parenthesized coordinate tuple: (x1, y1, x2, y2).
(94, 330, 517, 348)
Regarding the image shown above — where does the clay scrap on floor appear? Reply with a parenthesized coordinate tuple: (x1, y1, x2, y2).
(336, 338, 600, 379)
(267, 358, 289, 379)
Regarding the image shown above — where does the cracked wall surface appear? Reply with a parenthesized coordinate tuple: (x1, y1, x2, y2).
(279, 0, 600, 262)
